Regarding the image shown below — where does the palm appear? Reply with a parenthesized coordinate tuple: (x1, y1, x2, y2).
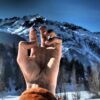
(27, 46, 59, 78)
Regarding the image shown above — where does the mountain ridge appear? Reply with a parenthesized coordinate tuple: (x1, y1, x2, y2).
(0, 15, 100, 94)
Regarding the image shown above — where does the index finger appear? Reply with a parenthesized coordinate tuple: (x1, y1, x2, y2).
(39, 26, 47, 47)
(29, 27, 39, 56)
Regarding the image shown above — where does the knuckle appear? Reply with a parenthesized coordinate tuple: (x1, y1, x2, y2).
(18, 41, 25, 47)
(16, 57, 20, 63)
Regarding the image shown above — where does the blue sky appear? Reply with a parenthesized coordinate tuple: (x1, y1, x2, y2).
(0, 0, 100, 32)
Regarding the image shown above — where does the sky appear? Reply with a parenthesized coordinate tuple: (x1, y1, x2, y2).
(0, 0, 100, 32)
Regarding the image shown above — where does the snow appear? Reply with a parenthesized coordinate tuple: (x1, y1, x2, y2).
(12, 26, 25, 34)
(0, 96, 19, 100)
(57, 91, 100, 100)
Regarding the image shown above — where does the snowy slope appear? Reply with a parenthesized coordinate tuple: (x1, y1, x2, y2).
(0, 15, 99, 68)
(0, 15, 100, 99)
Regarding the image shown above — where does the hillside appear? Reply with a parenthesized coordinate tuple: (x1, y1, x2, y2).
(0, 15, 100, 96)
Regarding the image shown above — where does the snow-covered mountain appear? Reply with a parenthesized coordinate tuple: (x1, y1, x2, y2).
(0, 32, 25, 95)
(0, 15, 100, 94)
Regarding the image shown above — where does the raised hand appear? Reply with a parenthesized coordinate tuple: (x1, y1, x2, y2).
(17, 26, 62, 95)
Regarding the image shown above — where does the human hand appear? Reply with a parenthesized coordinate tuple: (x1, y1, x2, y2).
(17, 26, 62, 87)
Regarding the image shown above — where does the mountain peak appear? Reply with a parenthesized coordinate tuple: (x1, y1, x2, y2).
(0, 14, 100, 67)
